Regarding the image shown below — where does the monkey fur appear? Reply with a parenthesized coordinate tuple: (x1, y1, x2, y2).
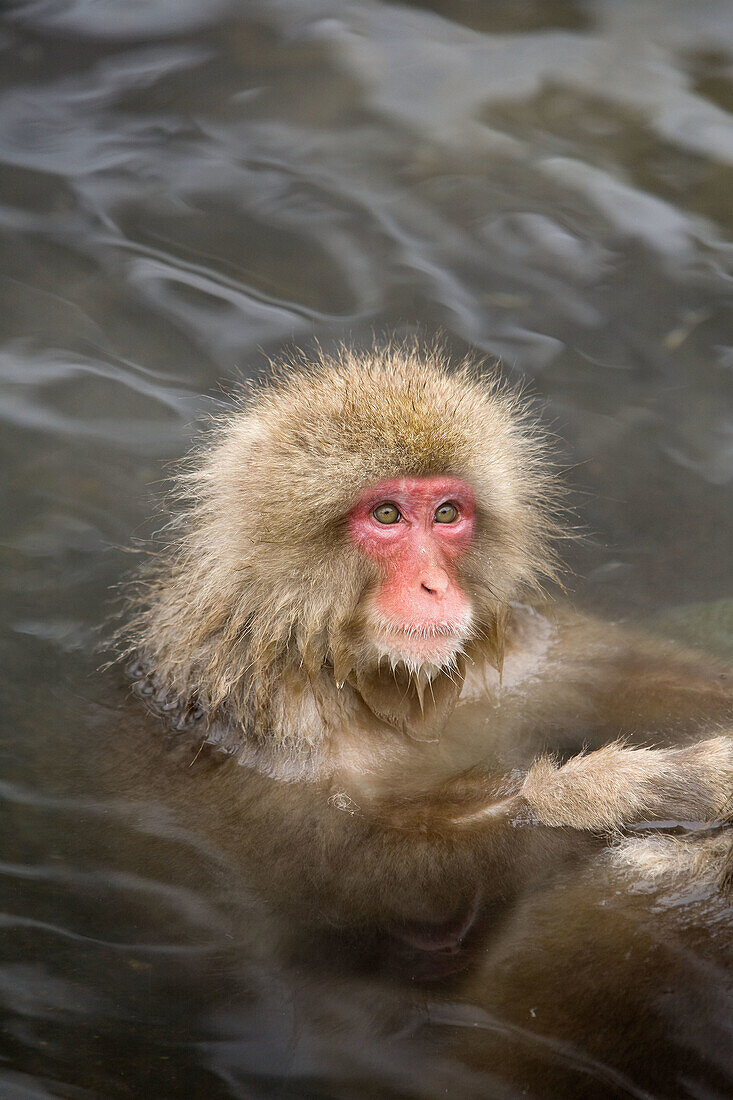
(118, 343, 733, 937)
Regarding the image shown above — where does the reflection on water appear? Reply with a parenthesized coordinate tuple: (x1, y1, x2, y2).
(0, 0, 732, 1096)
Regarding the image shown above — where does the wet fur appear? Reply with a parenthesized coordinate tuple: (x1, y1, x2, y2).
(120, 342, 561, 748)
(118, 343, 733, 904)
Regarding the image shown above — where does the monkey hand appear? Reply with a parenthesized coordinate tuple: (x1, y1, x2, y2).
(519, 736, 733, 832)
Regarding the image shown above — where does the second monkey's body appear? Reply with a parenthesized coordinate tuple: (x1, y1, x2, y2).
(121, 345, 733, 945)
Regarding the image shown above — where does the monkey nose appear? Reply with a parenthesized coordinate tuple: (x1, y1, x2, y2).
(419, 568, 450, 597)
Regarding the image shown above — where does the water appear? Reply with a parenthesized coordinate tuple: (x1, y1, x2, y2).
(0, 1, 732, 1096)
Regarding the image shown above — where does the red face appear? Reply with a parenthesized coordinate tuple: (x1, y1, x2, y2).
(348, 476, 475, 667)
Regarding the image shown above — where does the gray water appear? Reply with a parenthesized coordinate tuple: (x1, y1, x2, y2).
(1, 1, 732, 1097)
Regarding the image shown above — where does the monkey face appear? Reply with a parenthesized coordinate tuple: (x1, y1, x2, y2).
(347, 475, 476, 675)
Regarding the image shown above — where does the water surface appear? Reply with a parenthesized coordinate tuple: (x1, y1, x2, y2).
(1, 1, 732, 1096)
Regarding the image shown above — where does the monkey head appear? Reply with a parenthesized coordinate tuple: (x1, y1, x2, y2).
(126, 345, 561, 746)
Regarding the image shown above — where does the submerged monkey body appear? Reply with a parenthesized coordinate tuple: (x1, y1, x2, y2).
(122, 344, 733, 936)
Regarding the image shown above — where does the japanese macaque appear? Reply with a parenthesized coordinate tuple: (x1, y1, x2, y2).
(120, 344, 733, 951)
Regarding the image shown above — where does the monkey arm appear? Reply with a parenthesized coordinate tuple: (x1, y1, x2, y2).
(226, 738, 731, 932)
(299, 738, 729, 928)
(367, 737, 733, 835)
(518, 736, 733, 830)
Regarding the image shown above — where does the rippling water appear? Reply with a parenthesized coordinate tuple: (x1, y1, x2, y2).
(1, 1, 732, 1096)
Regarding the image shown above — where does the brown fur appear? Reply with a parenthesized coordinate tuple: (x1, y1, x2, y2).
(118, 343, 733, 913)
(121, 341, 562, 748)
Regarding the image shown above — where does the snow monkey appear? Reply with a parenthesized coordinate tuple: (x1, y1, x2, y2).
(120, 344, 733, 952)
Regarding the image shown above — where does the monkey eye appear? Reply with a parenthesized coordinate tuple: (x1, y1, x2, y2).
(373, 503, 401, 524)
(434, 502, 459, 524)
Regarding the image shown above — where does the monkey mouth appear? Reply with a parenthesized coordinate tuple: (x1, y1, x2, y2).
(371, 616, 472, 671)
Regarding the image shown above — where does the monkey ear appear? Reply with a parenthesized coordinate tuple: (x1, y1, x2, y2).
(484, 604, 509, 682)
